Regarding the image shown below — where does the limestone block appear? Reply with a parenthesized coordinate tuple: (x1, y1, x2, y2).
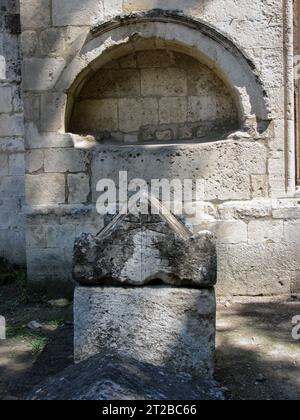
(155, 128, 173, 141)
(80, 69, 141, 99)
(91, 142, 267, 203)
(67, 173, 90, 204)
(0, 114, 24, 136)
(71, 99, 119, 134)
(23, 94, 40, 123)
(141, 68, 187, 97)
(188, 96, 217, 122)
(0, 33, 20, 82)
(104, 0, 123, 18)
(25, 124, 74, 149)
(23, 58, 66, 91)
(44, 149, 89, 173)
(73, 213, 217, 287)
(0, 85, 12, 112)
(284, 221, 300, 244)
(26, 174, 66, 205)
(251, 174, 269, 198)
(248, 220, 284, 244)
(0, 175, 24, 197)
(215, 221, 248, 244)
(28, 352, 224, 400)
(46, 224, 76, 249)
(52, 0, 104, 26)
(39, 27, 87, 59)
(9, 153, 25, 176)
(137, 50, 176, 68)
(26, 225, 47, 249)
(26, 247, 69, 281)
(159, 97, 187, 124)
(26, 150, 44, 173)
(20, 31, 38, 56)
(74, 286, 216, 378)
(40, 93, 67, 132)
(119, 98, 158, 132)
(0, 56, 6, 80)
(20, 0, 50, 29)
(0, 138, 24, 153)
(0, 155, 8, 177)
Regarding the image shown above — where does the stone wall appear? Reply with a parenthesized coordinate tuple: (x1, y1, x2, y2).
(70, 50, 238, 143)
(0, 0, 25, 265)
(15, 0, 300, 296)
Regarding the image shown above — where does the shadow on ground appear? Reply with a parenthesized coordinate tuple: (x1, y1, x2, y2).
(216, 299, 300, 400)
(1, 282, 300, 400)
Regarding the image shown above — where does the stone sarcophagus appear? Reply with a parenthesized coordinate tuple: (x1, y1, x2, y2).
(73, 205, 217, 378)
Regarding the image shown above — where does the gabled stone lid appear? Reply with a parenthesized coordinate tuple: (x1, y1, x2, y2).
(73, 194, 217, 288)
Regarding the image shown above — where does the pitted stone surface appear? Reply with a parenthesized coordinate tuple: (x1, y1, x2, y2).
(74, 287, 216, 378)
(28, 352, 224, 400)
(73, 213, 217, 287)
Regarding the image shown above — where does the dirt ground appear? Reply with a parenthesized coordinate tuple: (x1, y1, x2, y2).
(0, 279, 300, 400)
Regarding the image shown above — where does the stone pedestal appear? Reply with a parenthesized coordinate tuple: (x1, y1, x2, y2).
(74, 286, 216, 378)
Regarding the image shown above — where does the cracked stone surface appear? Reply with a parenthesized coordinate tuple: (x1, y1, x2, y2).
(27, 352, 224, 401)
(73, 212, 217, 287)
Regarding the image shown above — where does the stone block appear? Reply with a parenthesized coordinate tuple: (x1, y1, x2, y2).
(39, 27, 86, 59)
(40, 93, 67, 132)
(215, 221, 248, 244)
(0, 175, 24, 197)
(0, 137, 24, 153)
(25, 124, 74, 149)
(159, 97, 187, 124)
(20, 0, 50, 29)
(52, 0, 104, 26)
(0, 113, 24, 136)
(80, 69, 141, 99)
(26, 150, 44, 173)
(251, 174, 269, 198)
(71, 99, 119, 134)
(23, 58, 66, 91)
(0, 85, 12, 112)
(91, 142, 266, 203)
(137, 50, 176, 68)
(20, 31, 38, 56)
(103, 0, 123, 18)
(67, 173, 90, 204)
(248, 220, 284, 244)
(26, 225, 47, 249)
(28, 352, 224, 400)
(119, 98, 158, 133)
(73, 213, 217, 287)
(188, 96, 217, 122)
(44, 149, 89, 173)
(26, 173, 66, 205)
(9, 153, 25, 176)
(284, 221, 300, 244)
(0, 155, 8, 177)
(141, 68, 187, 97)
(46, 224, 76, 249)
(74, 286, 216, 378)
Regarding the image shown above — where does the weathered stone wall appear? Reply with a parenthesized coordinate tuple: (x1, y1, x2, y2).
(16, 0, 300, 296)
(70, 50, 238, 143)
(0, 0, 25, 265)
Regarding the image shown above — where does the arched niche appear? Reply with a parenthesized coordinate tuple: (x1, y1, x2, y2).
(58, 11, 271, 141)
(68, 48, 239, 144)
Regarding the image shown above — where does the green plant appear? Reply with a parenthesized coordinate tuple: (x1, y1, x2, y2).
(29, 337, 47, 354)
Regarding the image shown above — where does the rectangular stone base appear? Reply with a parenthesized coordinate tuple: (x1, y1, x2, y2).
(74, 286, 216, 378)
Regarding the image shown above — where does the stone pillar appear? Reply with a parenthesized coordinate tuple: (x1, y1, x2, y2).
(73, 211, 217, 378)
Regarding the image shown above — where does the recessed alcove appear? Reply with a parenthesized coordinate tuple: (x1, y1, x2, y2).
(68, 49, 240, 145)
